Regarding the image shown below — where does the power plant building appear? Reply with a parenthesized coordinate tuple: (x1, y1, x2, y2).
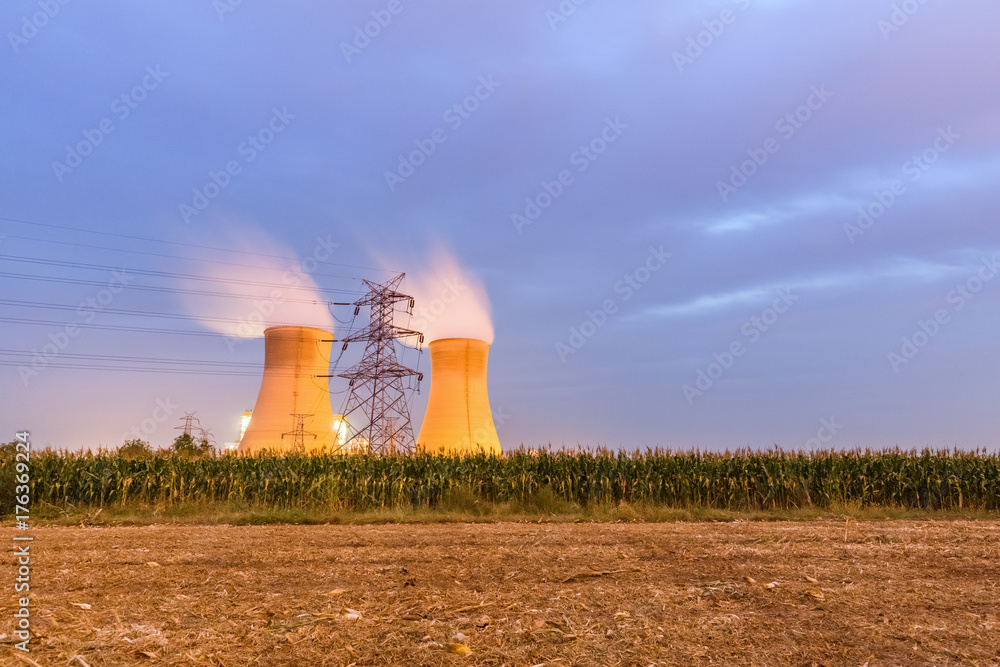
(238, 326, 341, 454)
(236, 328, 501, 456)
(416, 338, 501, 455)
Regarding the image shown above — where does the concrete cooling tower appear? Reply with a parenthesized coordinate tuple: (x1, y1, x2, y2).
(238, 326, 339, 454)
(416, 338, 501, 455)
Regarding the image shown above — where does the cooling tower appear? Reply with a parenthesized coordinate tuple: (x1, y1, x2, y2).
(238, 326, 339, 454)
(416, 338, 501, 455)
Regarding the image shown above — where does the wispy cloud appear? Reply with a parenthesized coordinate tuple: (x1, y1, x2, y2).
(639, 254, 982, 319)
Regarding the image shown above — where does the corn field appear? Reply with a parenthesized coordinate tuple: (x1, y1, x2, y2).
(4, 448, 999, 513)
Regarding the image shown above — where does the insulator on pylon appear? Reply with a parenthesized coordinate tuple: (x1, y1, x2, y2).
(354, 306, 360, 316)
(342, 342, 348, 351)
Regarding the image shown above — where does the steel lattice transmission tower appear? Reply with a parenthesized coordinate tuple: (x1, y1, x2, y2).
(335, 274, 423, 455)
(175, 412, 201, 437)
(197, 427, 216, 447)
(282, 413, 316, 452)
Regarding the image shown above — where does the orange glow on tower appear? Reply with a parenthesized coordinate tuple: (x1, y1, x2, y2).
(238, 326, 338, 454)
(416, 338, 501, 455)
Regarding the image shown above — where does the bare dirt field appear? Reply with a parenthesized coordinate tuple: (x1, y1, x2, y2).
(3, 520, 999, 666)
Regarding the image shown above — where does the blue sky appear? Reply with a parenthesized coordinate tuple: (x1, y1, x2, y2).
(2, 0, 998, 451)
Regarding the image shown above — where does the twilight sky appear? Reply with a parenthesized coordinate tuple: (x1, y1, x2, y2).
(2, 0, 998, 451)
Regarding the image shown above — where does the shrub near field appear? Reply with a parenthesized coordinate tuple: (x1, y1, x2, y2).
(4, 448, 999, 514)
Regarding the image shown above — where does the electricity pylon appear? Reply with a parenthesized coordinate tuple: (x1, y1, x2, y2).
(334, 274, 423, 454)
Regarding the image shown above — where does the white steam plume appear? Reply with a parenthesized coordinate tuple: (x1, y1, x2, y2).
(388, 246, 494, 344)
(180, 225, 334, 338)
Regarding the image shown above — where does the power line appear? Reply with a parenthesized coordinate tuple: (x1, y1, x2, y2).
(0, 215, 389, 385)
(0, 255, 362, 296)
(0, 348, 324, 375)
(0, 349, 261, 367)
(1, 271, 353, 305)
(0, 299, 333, 328)
(0, 233, 370, 283)
(0, 361, 263, 376)
(0, 316, 238, 338)
(0, 214, 396, 274)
